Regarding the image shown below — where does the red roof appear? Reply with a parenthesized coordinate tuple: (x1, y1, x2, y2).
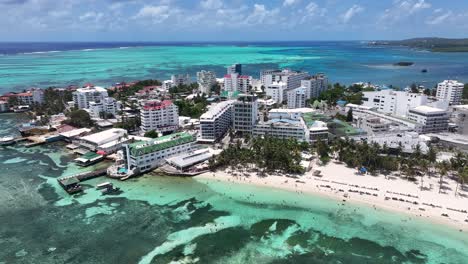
(143, 100, 173, 110)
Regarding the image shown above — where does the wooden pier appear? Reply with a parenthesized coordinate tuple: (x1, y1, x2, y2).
(57, 169, 108, 194)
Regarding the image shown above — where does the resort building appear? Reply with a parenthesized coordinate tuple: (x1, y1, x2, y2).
(356, 116, 392, 135)
(0, 100, 8, 112)
(73, 86, 109, 109)
(227, 63, 242, 75)
(196, 70, 217, 94)
(308, 120, 329, 143)
(436, 80, 464, 105)
(287, 87, 307, 109)
(407, 106, 449, 134)
(233, 94, 258, 134)
(268, 108, 315, 121)
(140, 100, 179, 133)
(253, 118, 309, 142)
(171, 74, 191, 87)
(266, 81, 287, 104)
(300, 74, 329, 99)
(87, 97, 122, 119)
(122, 132, 195, 173)
(362, 89, 448, 117)
(452, 105, 468, 135)
(223, 73, 252, 93)
(77, 128, 129, 154)
(198, 100, 234, 143)
(260, 69, 309, 90)
(165, 148, 215, 172)
(162, 80, 174, 90)
(346, 103, 422, 133)
(352, 132, 429, 154)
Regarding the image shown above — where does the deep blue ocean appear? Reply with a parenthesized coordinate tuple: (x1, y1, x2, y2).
(0, 41, 467, 93)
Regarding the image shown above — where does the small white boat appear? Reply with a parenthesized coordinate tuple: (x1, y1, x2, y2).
(0, 136, 15, 146)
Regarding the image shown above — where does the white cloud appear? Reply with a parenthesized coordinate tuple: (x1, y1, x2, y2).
(426, 10, 452, 25)
(244, 4, 280, 25)
(341, 4, 364, 23)
(283, 0, 299, 7)
(134, 5, 174, 23)
(200, 0, 223, 10)
(379, 0, 432, 25)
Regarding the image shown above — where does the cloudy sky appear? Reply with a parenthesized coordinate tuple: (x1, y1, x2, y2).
(1, 0, 467, 41)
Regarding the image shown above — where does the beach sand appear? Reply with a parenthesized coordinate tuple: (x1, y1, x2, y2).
(196, 161, 468, 229)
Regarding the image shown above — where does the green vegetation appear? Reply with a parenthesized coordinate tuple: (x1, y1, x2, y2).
(111, 80, 162, 99)
(169, 83, 199, 95)
(114, 115, 140, 131)
(65, 109, 93, 128)
(373, 37, 468, 52)
(210, 137, 308, 174)
(144, 130, 159, 138)
(315, 83, 365, 106)
(174, 95, 208, 118)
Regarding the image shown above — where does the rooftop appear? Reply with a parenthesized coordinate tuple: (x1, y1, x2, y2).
(166, 149, 214, 169)
(80, 128, 127, 146)
(76, 86, 107, 93)
(128, 132, 194, 157)
(410, 105, 447, 114)
(142, 100, 173, 111)
(200, 100, 234, 120)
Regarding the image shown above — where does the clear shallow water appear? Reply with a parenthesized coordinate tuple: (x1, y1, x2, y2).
(1, 113, 467, 263)
(1, 42, 468, 93)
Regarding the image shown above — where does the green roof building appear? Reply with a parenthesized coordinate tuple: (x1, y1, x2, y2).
(123, 132, 195, 173)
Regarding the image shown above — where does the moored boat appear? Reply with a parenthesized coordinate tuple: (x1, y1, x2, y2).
(0, 136, 15, 146)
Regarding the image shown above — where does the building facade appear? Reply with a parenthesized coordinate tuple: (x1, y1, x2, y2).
(300, 74, 329, 99)
(140, 100, 179, 133)
(253, 118, 309, 142)
(287, 87, 307, 109)
(223, 73, 252, 93)
(73, 86, 109, 109)
(88, 97, 122, 119)
(362, 89, 448, 117)
(452, 105, 468, 135)
(233, 94, 258, 134)
(227, 63, 242, 75)
(198, 100, 234, 143)
(260, 69, 309, 90)
(123, 132, 195, 173)
(196, 70, 217, 94)
(407, 106, 449, 133)
(436, 80, 464, 105)
(171, 74, 191, 87)
(265, 81, 287, 104)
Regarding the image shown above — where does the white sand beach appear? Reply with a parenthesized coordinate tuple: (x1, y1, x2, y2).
(197, 161, 468, 230)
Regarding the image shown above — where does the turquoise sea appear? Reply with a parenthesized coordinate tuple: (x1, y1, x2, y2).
(1, 113, 467, 263)
(1, 42, 468, 93)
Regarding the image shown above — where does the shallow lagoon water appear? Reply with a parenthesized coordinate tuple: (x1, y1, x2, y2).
(1, 113, 467, 264)
(2, 42, 468, 93)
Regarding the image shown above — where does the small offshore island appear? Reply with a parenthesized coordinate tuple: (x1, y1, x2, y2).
(371, 37, 468, 52)
(1, 63, 468, 263)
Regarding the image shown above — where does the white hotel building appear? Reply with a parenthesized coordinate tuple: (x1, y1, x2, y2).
(260, 69, 308, 90)
(407, 106, 449, 134)
(196, 70, 216, 94)
(233, 94, 258, 134)
(265, 81, 287, 104)
(73, 86, 109, 109)
(198, 100, 235, 143)
(88, 97, 121, 119)
(436, 80, 464, 105)
(362, 89, 448, 117)
(223, 73, 252, 93)
(140, 100, 179, 133)
(300, 74, 329, 99)
(287, 87, 307, 109)
(123, 132, 195, 173)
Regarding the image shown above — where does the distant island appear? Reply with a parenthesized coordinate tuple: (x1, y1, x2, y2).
(393, 62, 414, 66)
(370, 37, 468, 52)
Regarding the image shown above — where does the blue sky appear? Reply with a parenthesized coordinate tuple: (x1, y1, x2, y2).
(1, 0, 467, 41)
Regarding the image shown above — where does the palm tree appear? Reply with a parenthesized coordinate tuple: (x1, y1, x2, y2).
(418, 159, 429, 191)
(436, 161, 449, 194)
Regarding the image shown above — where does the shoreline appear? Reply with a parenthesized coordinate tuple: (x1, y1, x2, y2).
(196, 162, 468, 231)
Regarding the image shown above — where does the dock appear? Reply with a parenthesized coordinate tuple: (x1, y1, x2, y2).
(57, 169, 108, 194)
